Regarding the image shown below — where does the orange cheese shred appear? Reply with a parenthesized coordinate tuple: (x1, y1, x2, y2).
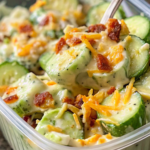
(83, 34, 101, 40)
(29, 0, 46, 12)
(111, 90, 121, 107)
(123, 77, 135, 104)
(47, 125, 63, 133)
(81, 35, 97, 57)
(73, 113, 81, 130)
(6, 87, 18, 95)
(0, 86, 8, 96)
(47, 81, 56, 86)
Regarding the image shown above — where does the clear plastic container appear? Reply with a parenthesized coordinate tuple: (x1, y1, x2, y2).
(1, 1, 150, 150)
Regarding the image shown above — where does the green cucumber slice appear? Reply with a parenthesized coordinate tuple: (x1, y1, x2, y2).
(0, 61, 28, 86)
(98, 91, 146, 137)
(144, 100, 150, 123)
(40, 43, 92, 86)
(2, 73, 47, 117)
(125, 16, 150, 43)
(76, 51, 129, 90)
(39, 52, 54, 70)
(43, 0, 78, 12)
(45, 131, 71, 145)
(134, 67, 150, 100)
(2, 73, 75, 117)
(125, 35, 149, 78)
(36, 108, 84, 139)
(87, 2, 124, 25)
(76, 72, 100, 90)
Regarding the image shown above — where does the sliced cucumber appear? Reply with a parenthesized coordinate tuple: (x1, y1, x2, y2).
(40, 43, 92, 86)
(125, 35, 149, 78)
(134, 67, 150, 100)
(2, 73, 47, 117)
(43, 0, 78, 13)
(76, 52, 129, 90)
(98, 91, 146, 137)
(36, 108, 84, 140)
(45, 131, 71, 145)
(76, 72, 100, 90)
(2, 73, 75, 117)
(125, 16, 150, 43)
(0, 61, 28, 86)
(144, 100, 150, 123)
(39, 52, 54, 70)
(87, 2, 124, 25)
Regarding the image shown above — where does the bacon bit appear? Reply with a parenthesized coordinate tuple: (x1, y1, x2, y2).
(55, 38, 66, 54)
(4, 95, 19, 104)
(88, 24, 106, 33)
(34, 92, 54, 109)
(19, 24, 33, 33)
(47, 81, 56, 86)
(23, 116, 30, 122)
(39, 16, 49, 26)
(107, 87, 116, 95)
(6, 87, 18, 95)
(74, 95, 83, 109)
(29, 0, 46, 12)
(63, 97, 74, 105)
(66, 37, 82, 47)
(90, 109, 97, 127)
(96, 54, 112, 71)
(89, 39, 96, 46)
(107, 19, 121, 42)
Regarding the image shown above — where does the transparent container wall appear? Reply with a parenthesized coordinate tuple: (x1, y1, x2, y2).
(1, 1, 150, 150)
(0, 112, 42, 150)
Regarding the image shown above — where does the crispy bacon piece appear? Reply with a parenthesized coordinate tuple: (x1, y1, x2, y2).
(4, 95, 19, 104)
(107, 19, 121, 42)
(107, 86, 116, 95)
(96, 54, 112, 71)
(23, 116, 37, 128)
(39, 16, 49, 26)
(66, 37, 82, 47)
(63, 97, 74, 105)
(89, 39, 96, 46)
(90, 109, 97, 127)
(88, 24, 106, 33)
(34, 92, 54, 108)
(74, 95, 83, 109)
(19, 24, 33, 33)
(55, 37, 66, 54)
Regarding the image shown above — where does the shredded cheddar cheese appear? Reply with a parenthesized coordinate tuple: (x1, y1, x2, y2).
(88, 89, 93, 96)
(81, 35, 97, 57)
(29, 0, 46, 12)
(111, 90, 121, 107)
(55, 103, 68, 119)
(82, 103, 91, 123)
(73, 113, 81, 130)
(6, 87, 18, 95)
(98, 138, 106, 144)
(83, 34, 101, 40)
(47, 81, 56, 86)
(47, 125, 63, 133)
(123, 77, 135, 104)
(120, 20, 130, 35)
(106, 133, 112, 140)
(67, 104, 83, 116)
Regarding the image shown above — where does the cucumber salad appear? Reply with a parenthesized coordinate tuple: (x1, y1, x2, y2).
(1, 0, 150, 147)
